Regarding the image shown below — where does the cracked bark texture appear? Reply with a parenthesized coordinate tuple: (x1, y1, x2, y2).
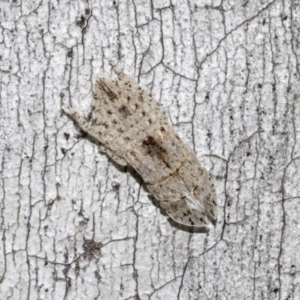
(0, 0, 299, 299)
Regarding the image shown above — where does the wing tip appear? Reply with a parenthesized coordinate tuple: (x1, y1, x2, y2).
(166, 207, 209, 228)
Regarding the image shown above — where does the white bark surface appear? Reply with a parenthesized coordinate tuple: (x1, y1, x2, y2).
(1, 0, 300, 299)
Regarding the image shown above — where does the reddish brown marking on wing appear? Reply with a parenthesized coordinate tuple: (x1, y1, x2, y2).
(142, 136, 166, 158)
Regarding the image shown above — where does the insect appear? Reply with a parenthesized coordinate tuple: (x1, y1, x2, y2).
(62, 62, 217, 228)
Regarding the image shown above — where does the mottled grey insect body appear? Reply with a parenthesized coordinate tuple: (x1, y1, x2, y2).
(63, 62, 217, 228)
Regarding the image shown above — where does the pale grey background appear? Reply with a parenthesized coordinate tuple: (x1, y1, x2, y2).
(0, 0, 300, 299)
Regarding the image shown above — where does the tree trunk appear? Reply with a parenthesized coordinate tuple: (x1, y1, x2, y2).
(0, 0, 299, 299)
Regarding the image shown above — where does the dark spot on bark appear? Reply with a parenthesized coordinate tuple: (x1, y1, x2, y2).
(67, 49, 73, 58)
(135, 104, 139, 109)
(142, 111, 146, 116)
(83, 238, 102, 261)
(148, 119, 152, 124)
(85, 8, 91, 14)
(118, 106, 129, 117)
(138, 94, 143, 102)
(64, 133, 70, 140)
(112, 119, 117, 124)
(76, 15, 85, 28)
(117, 128, 123, 133)
(189, 218, 194, 225)
(127, 96, 130, 101)
(160, 127, 165, 132)
(107, 110, 112, 114)
(61, 148, 66, 155)
(112, 182, 120, 190)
